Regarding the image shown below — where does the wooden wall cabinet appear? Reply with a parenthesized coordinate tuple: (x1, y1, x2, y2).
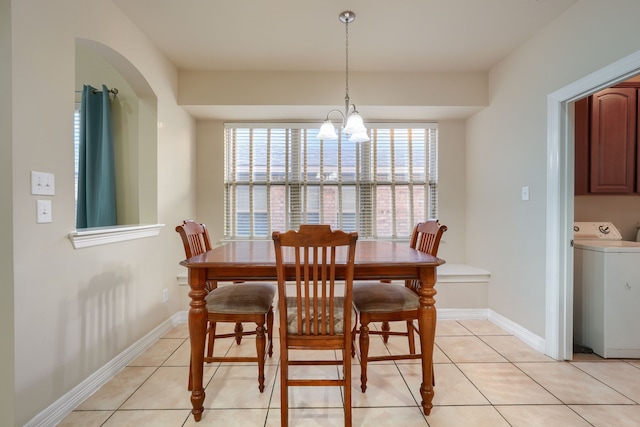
(575, 86, 638, 195)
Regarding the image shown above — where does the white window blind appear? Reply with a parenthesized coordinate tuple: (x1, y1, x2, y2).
(224, 124, 438, 240)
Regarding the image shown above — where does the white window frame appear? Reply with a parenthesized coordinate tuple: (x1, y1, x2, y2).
(224, 123, 438, 240)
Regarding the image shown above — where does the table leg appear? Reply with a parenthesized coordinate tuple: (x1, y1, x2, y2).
(417, 266, 437, 415)
(188, 269, 208, 421)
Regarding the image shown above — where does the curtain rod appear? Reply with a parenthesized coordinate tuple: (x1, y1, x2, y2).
(75, 87, 119, 95)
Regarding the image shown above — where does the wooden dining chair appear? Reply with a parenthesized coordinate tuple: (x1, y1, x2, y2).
(272, 225, 358, 427)
(351, 220, 447, 392)
(175, 220, 276, 392)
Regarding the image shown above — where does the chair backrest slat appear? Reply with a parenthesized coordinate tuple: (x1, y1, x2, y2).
(407, 220, 448, 293)
(273, 224, 358, 337)
(175, 220, 213, 258)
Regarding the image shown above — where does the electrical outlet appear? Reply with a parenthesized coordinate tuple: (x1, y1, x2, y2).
(521, 186, 530, 201)
(162, 288, 169, 303)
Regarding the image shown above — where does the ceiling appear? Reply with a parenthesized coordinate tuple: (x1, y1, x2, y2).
(112, 0, 578, 120)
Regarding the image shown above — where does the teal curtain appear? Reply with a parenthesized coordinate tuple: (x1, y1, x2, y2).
(76, 84, 117, 228)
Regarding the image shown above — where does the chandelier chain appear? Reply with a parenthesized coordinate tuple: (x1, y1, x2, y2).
(345, 17, 350, 108)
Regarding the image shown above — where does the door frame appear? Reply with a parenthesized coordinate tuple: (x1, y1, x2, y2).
(545, 49, 640, 360)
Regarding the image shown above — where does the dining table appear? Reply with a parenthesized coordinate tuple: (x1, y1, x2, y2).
(180, 239, 445, 422)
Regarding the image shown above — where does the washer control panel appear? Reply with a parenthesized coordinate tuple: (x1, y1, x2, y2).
(573, 222, 622, 240)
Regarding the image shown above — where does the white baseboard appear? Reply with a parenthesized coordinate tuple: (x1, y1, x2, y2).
(437, 308, 546, 355)
(25, 312, 187, 427)
(437, 308, 489, 320)
(488, 310, 546, 354)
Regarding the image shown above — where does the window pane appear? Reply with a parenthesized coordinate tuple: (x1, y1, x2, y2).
(224, 125, 437, 240)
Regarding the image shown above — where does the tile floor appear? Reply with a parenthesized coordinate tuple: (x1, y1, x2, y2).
(58, 319, 640, 426)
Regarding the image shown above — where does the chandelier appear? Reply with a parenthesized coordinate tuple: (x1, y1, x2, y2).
(317, 11, 370, 143)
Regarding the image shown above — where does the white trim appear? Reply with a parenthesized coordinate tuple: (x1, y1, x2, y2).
(438, 309, 545, 353)
(546, 49, 640, 360)
(24, 312, 187, 427)
(489, 310, 546, 354)
(68, 223, 164, 249)
(437, 308, 489, 320)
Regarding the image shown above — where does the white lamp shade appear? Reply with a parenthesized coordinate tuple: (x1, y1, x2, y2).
(349, 130, 370, 143)
(317, 120, 339, 140)
(343, 113, 366, 135)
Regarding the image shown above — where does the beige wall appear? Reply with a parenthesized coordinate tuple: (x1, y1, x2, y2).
(9, 0, 196, 424)
(1, 0, 15, 424)
(466, 0, 640, 337)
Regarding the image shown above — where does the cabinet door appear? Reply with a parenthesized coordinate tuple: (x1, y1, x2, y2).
(590, 87, 636, 194)
(574, 97, 590, 195)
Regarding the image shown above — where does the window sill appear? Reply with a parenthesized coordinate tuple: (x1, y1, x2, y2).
(68, 223, 164, 249)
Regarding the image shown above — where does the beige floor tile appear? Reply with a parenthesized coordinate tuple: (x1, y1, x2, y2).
(572, 351, 606, 362)
(222, 335, 278, 366)
(274, 366, 345, 409)
(128, 338, 184, 367)
(570, 404, 640, 427)
(354, 407, 428, 426)
(204, 364, 277, 408)
(516, 362, 635, 404)
(76, 366, 157, 410)
(426, 405, 511, 427)
(457, 363, 560, 405)
(101, 409, 191, 426)
(57, 410, 113, 426)
(571, 361, 640, 402)
(351, 363, 417, 407)
(398, 363, 490, 406)
(496, 405, 592, 426)
(457, 319, 510, 336)
(182, 408, 269, 426)
(432, 343, 452, 364)
(479, 335, 554, 362)
(436, 336, 507, 363)
(265, 407, 351, 427)
(436, 319, 474, 336)
(162, 323, 189, 339)
(162, 339, 194, 367)
(120, 366, 216, 410)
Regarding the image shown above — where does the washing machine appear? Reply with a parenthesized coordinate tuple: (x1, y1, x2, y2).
(573, 221, 640, 358)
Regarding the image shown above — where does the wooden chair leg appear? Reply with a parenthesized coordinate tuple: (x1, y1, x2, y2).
(280, 353, 289, 427)
(351, 321, 358, 357)
(407, 320, 416, 354)
(381, 321, 390, 343)
(234, 322, 244, 345)
(267, 308, 274, 357)
(207, 321, 216, 358)
(256, 323, 266, 392)
(344, 348, 352, 427)
(358, 322, 370, 392)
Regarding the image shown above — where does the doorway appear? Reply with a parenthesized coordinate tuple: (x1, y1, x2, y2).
(546, 50, 640, 360)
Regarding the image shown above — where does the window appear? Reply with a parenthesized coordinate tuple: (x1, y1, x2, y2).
(224, 124, 438, 240)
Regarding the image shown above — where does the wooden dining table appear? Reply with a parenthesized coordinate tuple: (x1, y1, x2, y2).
(180, 239, 445, 422)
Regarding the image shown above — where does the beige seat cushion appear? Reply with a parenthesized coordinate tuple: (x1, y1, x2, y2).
(206, 283, 276, 314)
(352, 282, 419, 313)
(284, 296, 345, 334)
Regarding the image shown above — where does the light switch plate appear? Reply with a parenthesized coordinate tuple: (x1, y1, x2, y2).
(31, 171, 55, 196)
(37, 200, 52, 223)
